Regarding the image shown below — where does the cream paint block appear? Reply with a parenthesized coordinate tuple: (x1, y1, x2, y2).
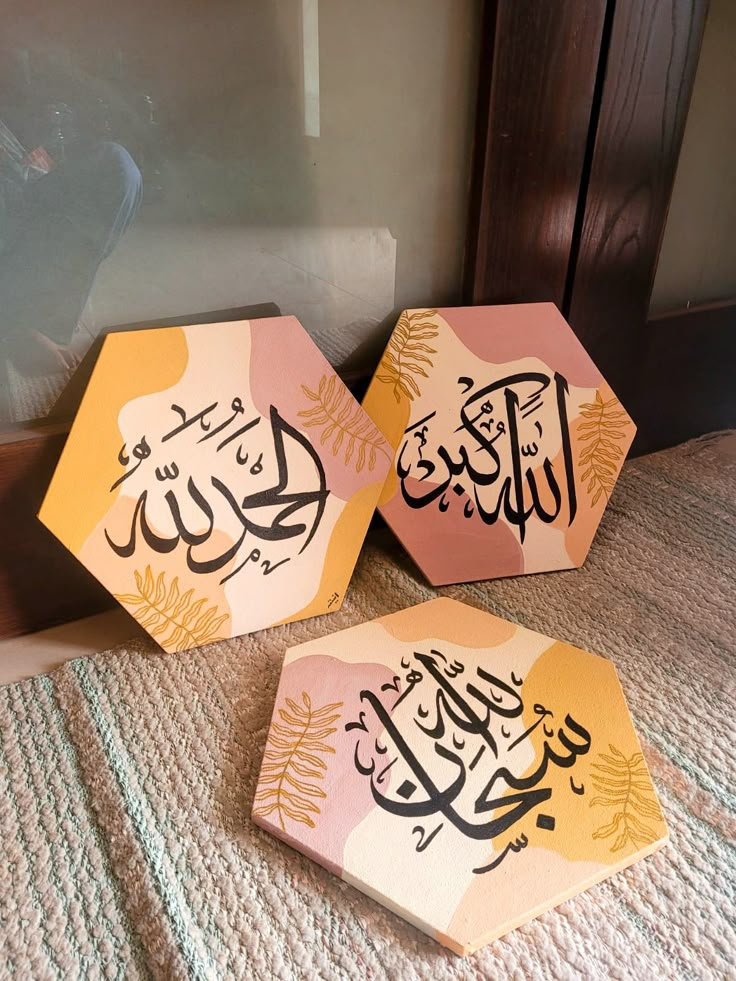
(38, 317, 391, 653)
(253, 598, 668, 956)
(362, 304, 637, 585)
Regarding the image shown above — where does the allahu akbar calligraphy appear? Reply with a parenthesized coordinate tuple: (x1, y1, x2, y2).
(345, 648, 591, 874)
(397, 371, 577, 542)
(105, 396, 329, 585)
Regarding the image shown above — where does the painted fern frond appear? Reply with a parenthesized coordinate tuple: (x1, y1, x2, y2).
(590, 744, 663, 851)
(299, 375, 389, 472)
(376, 309, 439, 402)
(577, 391, 629, 505)
(254, 691, 343, 830)
(114, 566, 229, 651)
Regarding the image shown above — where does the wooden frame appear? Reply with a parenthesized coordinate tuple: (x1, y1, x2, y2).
(464, 0, 608, 310)
(0, 423, 113, 638)
(565, 0, 709, 395)
(636, 299, 736, 453)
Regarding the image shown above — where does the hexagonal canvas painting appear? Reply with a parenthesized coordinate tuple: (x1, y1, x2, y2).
(38, 317, 391, 652)
(253, 598, 668, 956)
(362, 303, 636, 585)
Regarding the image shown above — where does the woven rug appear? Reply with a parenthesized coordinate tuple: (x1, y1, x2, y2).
(1, 433, 735, 980)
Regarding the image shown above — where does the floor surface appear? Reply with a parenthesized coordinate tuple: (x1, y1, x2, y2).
(0, 609, 143, 686)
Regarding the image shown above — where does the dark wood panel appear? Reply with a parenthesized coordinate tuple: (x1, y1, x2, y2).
(566, 0, 709, 398)
(0, 425, 114, 639)
(631, 300, 736, 455)
(464, 0, 607, 307)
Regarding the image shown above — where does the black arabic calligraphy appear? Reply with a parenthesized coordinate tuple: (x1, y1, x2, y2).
(346, 648, 591, 873)
(397, 371, 577, 543)
(105, 403, 329, 585)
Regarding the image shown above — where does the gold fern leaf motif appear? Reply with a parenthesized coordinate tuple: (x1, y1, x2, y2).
(114, 566, 229, 651)
(376, 309, 439, 402)
(298, 375, 389, 473)
(254, 691, 343, 830)
(590, 744, 663, 851)
(577, 391, 629, 505)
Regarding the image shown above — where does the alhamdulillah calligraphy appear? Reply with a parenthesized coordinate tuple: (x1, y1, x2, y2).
(105, 396, 329, 585)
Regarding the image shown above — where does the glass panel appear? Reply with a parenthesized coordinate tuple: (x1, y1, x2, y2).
(0, 0, 481, 425)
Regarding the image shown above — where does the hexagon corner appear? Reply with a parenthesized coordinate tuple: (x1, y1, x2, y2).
(253, 598, 667, 955)
(362, 303, 636, 585)
(38, 316, 391, 652)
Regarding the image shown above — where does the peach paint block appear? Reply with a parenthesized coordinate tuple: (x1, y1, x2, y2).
(38, 317, 391, 653)
(252, 598, 668, 956)
(362, 303, 637, 585)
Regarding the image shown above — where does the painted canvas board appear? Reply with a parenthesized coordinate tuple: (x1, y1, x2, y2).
(38, 317, 391, 652)
(253, 598, 668, 955)
(362, 303, 637, 585)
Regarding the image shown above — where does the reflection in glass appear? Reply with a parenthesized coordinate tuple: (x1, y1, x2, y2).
(0, 1, 481, 424)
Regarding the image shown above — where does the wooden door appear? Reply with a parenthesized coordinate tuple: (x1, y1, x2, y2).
(465, 0, 733, 454)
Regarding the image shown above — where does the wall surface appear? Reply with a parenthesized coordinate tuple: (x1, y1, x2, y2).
(649, 0, 736, 314)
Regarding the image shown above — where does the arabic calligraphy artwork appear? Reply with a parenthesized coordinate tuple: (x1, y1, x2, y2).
(362, 303, 637, 585)
(38, 318, 391, 652)
(253, 598, 667, 955)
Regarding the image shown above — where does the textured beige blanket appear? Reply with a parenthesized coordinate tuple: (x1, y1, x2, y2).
(1, 433, 734, 979)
